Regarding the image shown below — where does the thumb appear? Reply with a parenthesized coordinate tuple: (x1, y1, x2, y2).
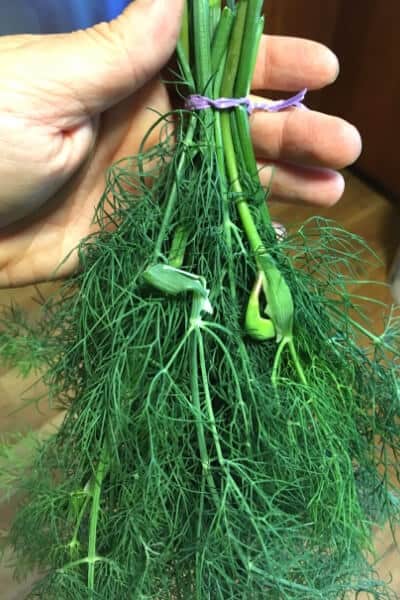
(5, 0, 184, 125)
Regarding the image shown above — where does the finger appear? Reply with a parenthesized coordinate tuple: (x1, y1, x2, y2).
(0, 81, 170, 288)
(250, 105, 362, 169)
(2, 0, 184, 126)
(0, 34, 36, 50)
(252, 35, 339, 92)
(257, 160, 345, 207)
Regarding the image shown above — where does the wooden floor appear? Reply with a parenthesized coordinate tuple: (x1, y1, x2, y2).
(1, 171, 400, 598)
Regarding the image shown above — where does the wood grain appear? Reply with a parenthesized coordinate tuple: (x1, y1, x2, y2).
(264, 0, 400, 197)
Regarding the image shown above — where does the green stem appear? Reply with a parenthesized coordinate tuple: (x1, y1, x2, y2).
(220, 111, 264, 254)
(199, 327, 272, 565)
(176, 42, 195, 92)
(211, 16, 238, 302)
(179, 1, 190, 61)
(196, 331, 271, 572)
(219, 6, 263, 251)
(234, 107, 271, 227)
(69, 492, 90, 555)
(217, 5, 304, 388)
(332, 307, 398, 356)
(209, 0, 222, 41)
(220, 0, 248, 97)
(168, 226, 189, 268)
(211, 7, 235, 82)
(214, 120, 238, 304)
(245, 273, 275, 340)
(145, 325, 195, 410)
(232, 3, 271, 227)
(230, 111, 246, 168)
(219, 0, 272, 243)
(288, 337, 308, 385)
(203, 324, 251, 446)
(250, 564, 326, 596)
(59, 556, 106, 573)
(271, 336, 289, 388)
(195, 327, 276, 579)
(190, 332, 220, 511)
(234, 0, 264, 97)
(247, 16, 265, 96)
(272, 336, 308, 387)
(153, 116, 197, 261)
(192, 0, 212, 93)
(196, 329, 225, 467)
(176, 0, 194, 90)
(87, 449, 108, 593)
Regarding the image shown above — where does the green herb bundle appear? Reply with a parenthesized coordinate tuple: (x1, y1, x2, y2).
(1, 1, 400, 598)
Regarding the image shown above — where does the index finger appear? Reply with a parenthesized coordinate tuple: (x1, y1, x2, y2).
(252, 35, 339, 92)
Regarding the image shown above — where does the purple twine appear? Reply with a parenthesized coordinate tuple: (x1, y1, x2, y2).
(185, 88, 307, 115)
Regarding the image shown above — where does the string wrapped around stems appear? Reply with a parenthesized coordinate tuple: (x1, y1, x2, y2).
(185, 88, 307, 113)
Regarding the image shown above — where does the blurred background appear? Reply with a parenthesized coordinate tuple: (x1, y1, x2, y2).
(266, 0, 399, 199)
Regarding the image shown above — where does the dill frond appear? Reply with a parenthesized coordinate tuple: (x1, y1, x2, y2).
(1, 2, 400, 598)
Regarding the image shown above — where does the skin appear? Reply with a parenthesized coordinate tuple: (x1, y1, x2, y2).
(0, 0, 361, 287)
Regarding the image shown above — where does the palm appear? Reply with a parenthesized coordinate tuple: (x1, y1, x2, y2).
(0, 79, 170, 287)
(0, 30, 362, 288)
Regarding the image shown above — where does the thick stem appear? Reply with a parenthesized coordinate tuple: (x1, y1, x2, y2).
(177, 2, 195, 91)
(213, 54, 238, 302)
(234, 107, 272, 227)
(231, 2, 271, 227)
(214, 113, 237, 301)
(245, 272, 275, 340)
(68, 492, 90, 556)
(247, 16, 265, 97)
(209, 0, 222, 40)
(216, 2, 302, 382)
(176, 43, 195, 92)
(87, 449, 108, 592)
(218, 0, 272, 250)
(168, 226, 189, 268)
(231, 4, 271, 228)
(211, 7, 235, 79)
(234, 0, 264, 97)
(179, 1, 190, 61)
(220, 111, 264, 254)
(192, 1, 212, 93)
(220, 0, 248, 98)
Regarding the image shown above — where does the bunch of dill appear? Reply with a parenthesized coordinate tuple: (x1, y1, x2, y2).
(1, 1, 400, 598)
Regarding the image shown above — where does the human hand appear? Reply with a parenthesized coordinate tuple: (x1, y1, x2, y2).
(0, 0, 183, 286)
(251, 35, 361, 206)
(0, 1, 361, 287)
